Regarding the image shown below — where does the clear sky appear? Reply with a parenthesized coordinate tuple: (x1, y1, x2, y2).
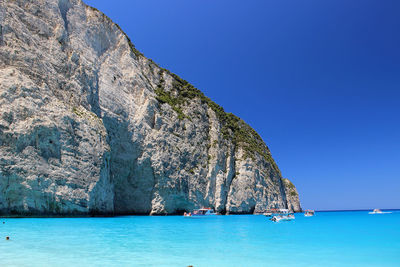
(84, 0, 400, 211)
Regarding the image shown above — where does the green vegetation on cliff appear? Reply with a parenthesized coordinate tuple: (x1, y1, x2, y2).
(283, 178, 298, 196)
(154, 69, 280, 173)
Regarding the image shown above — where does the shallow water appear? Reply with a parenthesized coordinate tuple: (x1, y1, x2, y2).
(1, 210, 399, 266)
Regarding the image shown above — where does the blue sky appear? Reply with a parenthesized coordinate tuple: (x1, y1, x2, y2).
(84, 0, 400, 210)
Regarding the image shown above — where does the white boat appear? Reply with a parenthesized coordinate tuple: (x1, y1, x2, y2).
(304, 210, 315, 217)
(264, 208, 289, 217)
(369, 209, 392, 214)
(270, 214, 295, 222)
(184, 208, 216, 217)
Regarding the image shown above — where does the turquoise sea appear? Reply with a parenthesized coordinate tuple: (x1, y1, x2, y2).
(1, 210, 399, 266)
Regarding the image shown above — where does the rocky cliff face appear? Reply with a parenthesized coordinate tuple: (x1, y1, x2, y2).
(282, 179, 301, 213)
(0, 0, 301, 215)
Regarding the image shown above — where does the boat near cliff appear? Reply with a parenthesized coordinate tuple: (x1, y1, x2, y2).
(270, 213, 295, 222)
(304, 210, 315, 217)
(184, 208, 216, 217)
(263, 209, 289, 217)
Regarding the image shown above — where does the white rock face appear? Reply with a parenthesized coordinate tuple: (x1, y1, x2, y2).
(282, 179, 301, 212)
(0, 0, 301, 215)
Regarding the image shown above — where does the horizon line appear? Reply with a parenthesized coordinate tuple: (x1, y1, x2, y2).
(314, 208, 399, 212)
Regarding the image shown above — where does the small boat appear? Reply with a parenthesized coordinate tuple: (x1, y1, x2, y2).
(270, 214, 295, 222)
(184, 207, 216, 217)
(304, 210, 315, 217)
(369, 209, 383, 214)
(264, 208, 288, 217)
(369, 209, 392, 214)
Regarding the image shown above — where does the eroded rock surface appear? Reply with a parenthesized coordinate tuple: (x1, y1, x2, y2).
(0, 0, 301, 215)
(282, 178, 301, 213)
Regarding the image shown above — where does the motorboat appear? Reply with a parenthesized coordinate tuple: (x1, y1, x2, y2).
(304, 210, 315, 217)
(270, 214, 295, 222)
(269, 209, 295, 222)
(264, 208, 289, 217)
(369, 209, 392, 214)
(184, 207, 216, 217)
(369, 209, 382, 214)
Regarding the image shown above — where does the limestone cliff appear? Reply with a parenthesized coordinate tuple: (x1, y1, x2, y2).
(282, 179, 301, 213)
(0, 0, 301, 215)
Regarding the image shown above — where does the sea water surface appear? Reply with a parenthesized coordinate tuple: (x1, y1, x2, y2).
(1, 210, 399, 266)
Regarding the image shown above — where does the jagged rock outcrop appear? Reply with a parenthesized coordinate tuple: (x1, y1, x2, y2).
(282, 179, 301, 212)
(0, 0, 301, 216)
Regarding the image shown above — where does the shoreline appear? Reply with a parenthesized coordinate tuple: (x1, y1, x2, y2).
(1, 209, 399, 218)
